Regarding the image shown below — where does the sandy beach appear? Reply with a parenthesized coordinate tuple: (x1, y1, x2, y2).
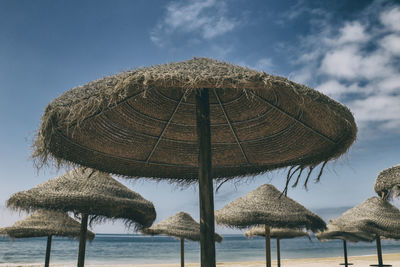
(1, 253, 399, 267)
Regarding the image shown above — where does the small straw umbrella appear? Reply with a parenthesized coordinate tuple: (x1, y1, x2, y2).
(323, 197, 400, 267)
(7, 168, 156, 267)
(316, 222, 374, 267)
(245, 227, 311, 267)
(32, 58, 357, 267)
(215, 184, 326, 267)
(142, 212, 223, 267)
(374, 164, 400, 200)
(0, 210, 95, 267)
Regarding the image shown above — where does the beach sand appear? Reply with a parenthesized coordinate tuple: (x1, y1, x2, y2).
(91, 253, 400, 267)
(3, 253, 399, 267)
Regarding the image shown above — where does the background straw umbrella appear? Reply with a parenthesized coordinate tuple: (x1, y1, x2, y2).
(142, 212, 222, 267)
(245, 227, 311, 267)
(7, 168, 156, 267)
(0, 210, 95, 267)
(32, 58, 357, 267)
(316, 222, 374, 267)
(215, 184, 326, 267)
(323, 197, 400, 267)
(374, 164, 400, 200)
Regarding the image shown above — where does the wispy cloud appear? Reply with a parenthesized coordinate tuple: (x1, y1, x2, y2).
(288, 1, 400, 136)
(151, 0, 238, 47)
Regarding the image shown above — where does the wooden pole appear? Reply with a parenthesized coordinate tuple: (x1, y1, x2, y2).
(195, 88, 216, 267)
(343, 239, 348, 267)
(265, 225, 271, 267)
(180, 238, 184, 267)
(276, 238, 281, 267)
(44, 235, 52, 267)
(77, 213, 89, 267)
(376, 236, 383, 267)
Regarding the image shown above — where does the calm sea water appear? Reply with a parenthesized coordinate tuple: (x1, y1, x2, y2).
(0, 234, 399, 265)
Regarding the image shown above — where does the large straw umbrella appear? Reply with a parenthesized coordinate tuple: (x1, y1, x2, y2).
(142, 212, 222, 267)
(215, 184, 326, 267)
(32, 58, 357, 267)
(7, 168, 156, 267)
(323, 197, 400, 267)
(374, 164, 400, 200)
(316, 222, 374, 267)
(0, 210, 95, 267)
(245, 227, 311, 267)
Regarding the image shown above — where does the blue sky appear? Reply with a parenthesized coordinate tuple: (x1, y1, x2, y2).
(0, 0, 399, 234)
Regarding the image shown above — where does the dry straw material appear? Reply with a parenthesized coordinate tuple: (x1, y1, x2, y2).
(374, 164, 400, 200)
(244, 227, 310, 240)
(215, 184, 326, 231)
(316, 223, 373, 242)
(0, 210, 95, 240)
(143, 212, 222, 242)
(7, 168, 156, 229)
(324, 197, 400, 240)
(33, 57, 357, 183)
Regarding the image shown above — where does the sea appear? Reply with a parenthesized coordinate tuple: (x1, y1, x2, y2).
(0, 234, 399, 265)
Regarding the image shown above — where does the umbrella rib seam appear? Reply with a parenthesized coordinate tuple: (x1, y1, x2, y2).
(252, 93, 337, 144)
(145, 93, 186, 163)
(213, 89, 249, 164)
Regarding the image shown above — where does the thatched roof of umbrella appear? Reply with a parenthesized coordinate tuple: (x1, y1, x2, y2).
(142, 212, 222, 242)
(316, 223, 373, 242)
(215, 184, 326, 231)
(325, 197, 400, 240)
(374, 164, 400, 200)
(0, 210, 95, 240)
(32, 58, 356, 185)
(244, 226, 311, 240)
(7, 168, 156, 229)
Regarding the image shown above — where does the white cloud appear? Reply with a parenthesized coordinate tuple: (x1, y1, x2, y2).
(380, 6, 400, 32)
(289, 1, 400, 134)
(254, 58, 273, 71)
(380, 34, 400, 55)
(335, 22, 370, 44)
(151, 0, 237, 46)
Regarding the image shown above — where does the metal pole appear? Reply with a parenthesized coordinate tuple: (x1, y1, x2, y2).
(376, 236, 383, 267)
(44, 235, 52, 267)
(195, 88, 216, 267)
(180, 238, 184, 267)
(265, 225, 271, 267)
(77, 213, 89, 267)
(276, 238, 281, 267)
(343, 239, 348, 267)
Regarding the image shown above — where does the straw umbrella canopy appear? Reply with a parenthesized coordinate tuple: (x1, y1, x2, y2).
(374, 164, 400, 200)
(143, 212, 222, 267)
(324, 197, 400, 267)
(7, 168, 156, 267)
(32, 58, 357, 267)
(245, 227, 310, 267)
(215, 184, 326, 267)
(0, 210, 95, 267)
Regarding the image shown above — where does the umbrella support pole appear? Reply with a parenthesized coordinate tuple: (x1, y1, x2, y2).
(196, 88, 216, 267)
(277, 238, 280, 267)
(265, 225, 271, 267)
(180, 238, 184, 267)
(77, 213, 89, 267)
(377, 236, 383, 267)
(44, 235, 52, 267)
